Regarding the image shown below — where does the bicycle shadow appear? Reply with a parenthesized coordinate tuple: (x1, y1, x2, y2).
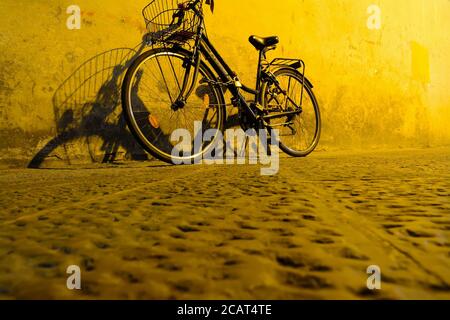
(28, 45, 149, 168)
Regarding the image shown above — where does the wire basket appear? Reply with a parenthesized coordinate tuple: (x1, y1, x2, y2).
(142, 0, 200, 44)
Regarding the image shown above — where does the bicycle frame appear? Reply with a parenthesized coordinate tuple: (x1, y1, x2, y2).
(174, 3, 304, 124)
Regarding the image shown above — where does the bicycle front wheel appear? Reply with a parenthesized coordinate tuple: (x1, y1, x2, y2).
(122, 47, 225, 164)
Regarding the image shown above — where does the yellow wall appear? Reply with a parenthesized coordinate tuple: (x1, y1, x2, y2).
(207, 0, 450, 147)
(1, 0, 449, 164)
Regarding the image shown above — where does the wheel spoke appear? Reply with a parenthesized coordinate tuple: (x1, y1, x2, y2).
(123, 50, 224, 162)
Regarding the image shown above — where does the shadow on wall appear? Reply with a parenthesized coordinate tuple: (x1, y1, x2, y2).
(28, 44, 148, 168)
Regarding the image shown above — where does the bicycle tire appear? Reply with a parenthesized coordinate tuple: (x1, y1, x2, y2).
(121, 46, 226, 164)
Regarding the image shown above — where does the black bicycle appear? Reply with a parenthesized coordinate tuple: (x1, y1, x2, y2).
(122, 0, 321, 164)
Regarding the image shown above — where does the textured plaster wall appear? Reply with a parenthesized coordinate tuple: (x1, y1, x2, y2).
(0, 0, 449, 165)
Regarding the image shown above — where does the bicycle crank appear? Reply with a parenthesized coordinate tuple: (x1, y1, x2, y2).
(171, 98, 186, 111)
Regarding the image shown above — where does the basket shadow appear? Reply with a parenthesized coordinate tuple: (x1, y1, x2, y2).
(28, 44, 149, 168)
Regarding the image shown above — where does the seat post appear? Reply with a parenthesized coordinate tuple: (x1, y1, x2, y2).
(255, 49, 265, 101)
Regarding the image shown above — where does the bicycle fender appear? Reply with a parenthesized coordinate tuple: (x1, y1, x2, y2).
(274, 66, 314, 89)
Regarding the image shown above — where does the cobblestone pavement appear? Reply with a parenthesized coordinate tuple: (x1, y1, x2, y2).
(0, 148, 449, 299)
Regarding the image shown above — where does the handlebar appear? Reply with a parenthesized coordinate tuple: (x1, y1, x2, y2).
(178, 0, 214, 13)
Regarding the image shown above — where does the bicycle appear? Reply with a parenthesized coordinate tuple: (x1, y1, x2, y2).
(122, 0, 321, 164)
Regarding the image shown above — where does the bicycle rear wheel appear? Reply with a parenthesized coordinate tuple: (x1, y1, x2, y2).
(122, 47, 225, 164)
(261, 68, 321, 157)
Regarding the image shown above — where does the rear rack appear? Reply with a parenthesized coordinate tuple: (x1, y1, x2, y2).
(267, 58, 304, 70)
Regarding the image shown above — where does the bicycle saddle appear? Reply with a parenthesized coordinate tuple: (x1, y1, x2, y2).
(249, 35, 279, 51)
